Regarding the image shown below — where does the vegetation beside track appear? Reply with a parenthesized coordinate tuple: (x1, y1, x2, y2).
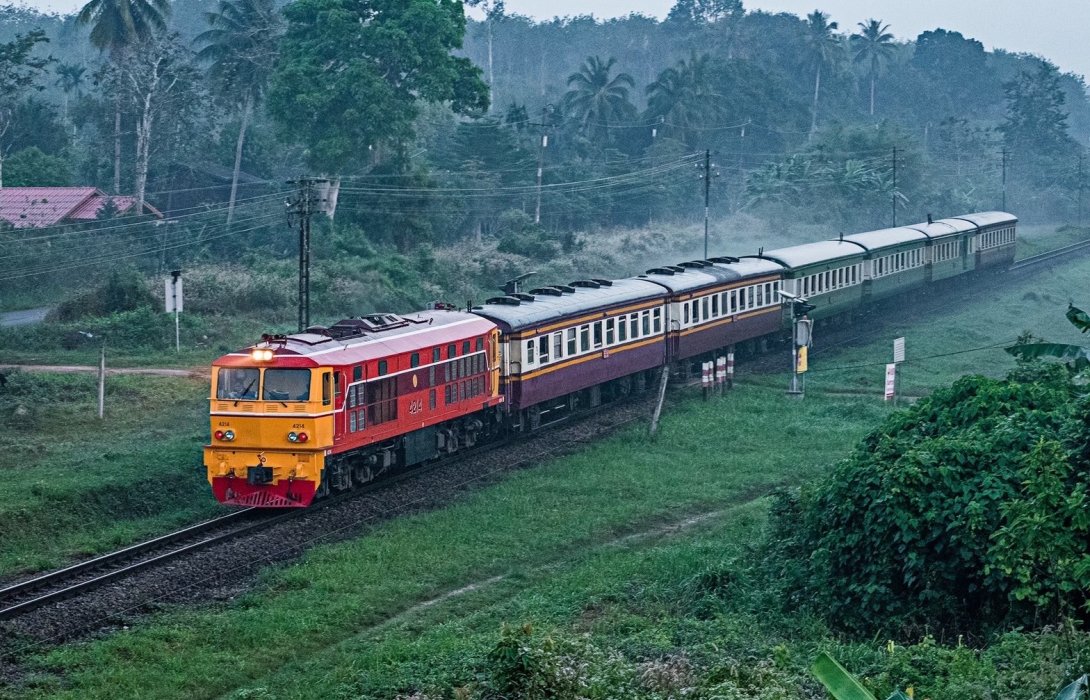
(0, 373, 220, 577)
(2, 234, 1089, 698)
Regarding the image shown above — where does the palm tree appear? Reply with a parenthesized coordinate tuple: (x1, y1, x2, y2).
(562, 56, 636, 142)
(852, 19, 895, 116)
(54, 63, 86, 124)
(77, 0, 170, 194)
(804, 10, 842, 139)
(646, 51, 724, 146)
(196, 0, 281, 225)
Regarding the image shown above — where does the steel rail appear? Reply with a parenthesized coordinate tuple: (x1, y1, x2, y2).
(0, 508, 285, 620)
(1010, 237, 1090, 271)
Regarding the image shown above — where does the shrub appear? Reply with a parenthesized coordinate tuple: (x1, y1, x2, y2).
(52, 268, 156, 321)
(774, 367, 1090, 635)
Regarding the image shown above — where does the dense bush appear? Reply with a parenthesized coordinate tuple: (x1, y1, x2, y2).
(52, 268, 157, 321)
(770, 367, 1090, 635)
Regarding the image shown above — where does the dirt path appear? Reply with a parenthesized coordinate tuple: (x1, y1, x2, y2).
(0, 364, 208, 378)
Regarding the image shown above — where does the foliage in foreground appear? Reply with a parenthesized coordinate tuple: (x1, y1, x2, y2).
(768, 365, 1090, 636)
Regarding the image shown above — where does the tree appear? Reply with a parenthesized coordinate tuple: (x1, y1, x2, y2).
(54, 62, 86, 124)
(117, 36, 200, 212)
(466, 0, 504, 111)
(666, 0, 742, 25)
(646, 51, 724, 147)
(1000, 62, 1076, 159)
(77, 0, 170, 194)
(0, 30, 51, 188)
(851, 19, 894, 116)
(804, 10, 842, 139)
(195, 0, 282, 225)
(562, 56, 636, 143)
(267, 0, 489, 175)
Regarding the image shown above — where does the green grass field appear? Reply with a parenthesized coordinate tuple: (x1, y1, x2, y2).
(2, 226, 1090, 693)
(0, 373, 221, 576)
(3, 228, 1090, 699)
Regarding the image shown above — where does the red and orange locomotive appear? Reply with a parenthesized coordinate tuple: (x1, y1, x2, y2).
(204, 310, 502, 507)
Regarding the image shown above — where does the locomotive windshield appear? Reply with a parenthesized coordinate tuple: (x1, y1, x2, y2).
(263, 369, 312, 401)
(217, 368, 259, 400)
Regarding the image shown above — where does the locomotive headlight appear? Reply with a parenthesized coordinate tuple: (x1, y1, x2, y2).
(288, 431, 299, 443)
(224, 430, 235, 441)
(250, 348, 274, 362)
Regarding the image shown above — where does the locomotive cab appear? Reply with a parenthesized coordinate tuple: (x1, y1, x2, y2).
(205, 353, 333, 507)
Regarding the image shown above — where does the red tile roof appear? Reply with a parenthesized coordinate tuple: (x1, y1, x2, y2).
(0, 187, 161, 229)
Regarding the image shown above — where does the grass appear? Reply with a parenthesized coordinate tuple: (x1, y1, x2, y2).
(3, 228, 1090, 698)
(0, 372, 221, 576)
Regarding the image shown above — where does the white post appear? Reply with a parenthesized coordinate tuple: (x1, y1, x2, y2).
(175, 308, 180, 353)
(97, 342, 105, 419)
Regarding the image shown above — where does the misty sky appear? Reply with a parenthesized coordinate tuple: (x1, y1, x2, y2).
(13, 0, 1090, 81)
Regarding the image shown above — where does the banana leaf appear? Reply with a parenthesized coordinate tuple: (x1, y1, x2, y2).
(1056, 674, 1088, 700)
(811, 652, 878, 700)
(1068, 305, 1090, 334)
(1005, 343, 1090, 371)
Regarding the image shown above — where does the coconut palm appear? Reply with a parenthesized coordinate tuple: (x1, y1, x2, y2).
(646, 51, 724, 146)
(54, 63, 86, 123)
(77, 0, 170, 193)
(852, 19, 895, 116)
(804, 10, 842, 139)
(562, 56, 636, 142)
(196, 0, 281, 225)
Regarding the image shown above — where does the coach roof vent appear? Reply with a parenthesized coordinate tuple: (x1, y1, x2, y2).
(570, 279, 601, 289)
(592, 278, 614, 287)
(708, 256, 740, 264)
(646, 267, 675, 275)
(529, 287, 563, 296)
(551, 284, 576, 294)
(485, 296, 522, 306)
(511, 293, 536, 302)
(678, 260, 712, 268)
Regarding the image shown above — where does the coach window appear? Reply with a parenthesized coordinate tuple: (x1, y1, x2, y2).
(432, 348, 441, 363)
(756, 285, 764, 307)
(217, 367, 259, 400)
(462, 340, 471, 355)
(701, 296, 710, 320)
(729, 290, 737, 313)
(566, 328, 577, 356)
(553, 332, 563, 359)
(448, 343, 457, 358)
(618, 316, 628, 342)
(378, 359, 388, 376)
(605, 318, 615, 345)
(641, 310, 651, 336)
(593, 322, 603, 348)
(711, 294, 719, 317)
(538, 335, 549, 364)
(476, 338, 484, 351)
(580, 325, 590, 352)
(746, 286, 754, 307)
(334, 372, 343, 400)
(684, 304, 690, 325)
(653, 307, 662, 333)
(411, 352, 420, 368)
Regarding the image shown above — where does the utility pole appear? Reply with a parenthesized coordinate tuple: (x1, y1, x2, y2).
(532, 104, 554, 225)
(1001, 148, 1008, 211)
(891, 146, 897, 227)
(287, 178, 329, 332)
(1078, 153, 1084, 227)
(696, 150, 719, 258)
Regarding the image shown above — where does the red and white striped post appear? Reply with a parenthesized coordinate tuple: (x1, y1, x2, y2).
(715, 356, 726, 394)
(726, 351, 735, 389)
(701, 362, 712, 401)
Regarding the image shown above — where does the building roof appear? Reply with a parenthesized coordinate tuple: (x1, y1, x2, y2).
(0, 187, 163, 229)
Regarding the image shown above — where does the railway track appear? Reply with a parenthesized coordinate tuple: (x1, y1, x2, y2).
(0, 401, 642, 626)
(1010, 237, 1090, 271)
(5, 236, 1086, 628)
(0, 508, 280, 621)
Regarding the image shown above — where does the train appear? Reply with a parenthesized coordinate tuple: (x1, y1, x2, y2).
(204, 211, 1018, 507)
